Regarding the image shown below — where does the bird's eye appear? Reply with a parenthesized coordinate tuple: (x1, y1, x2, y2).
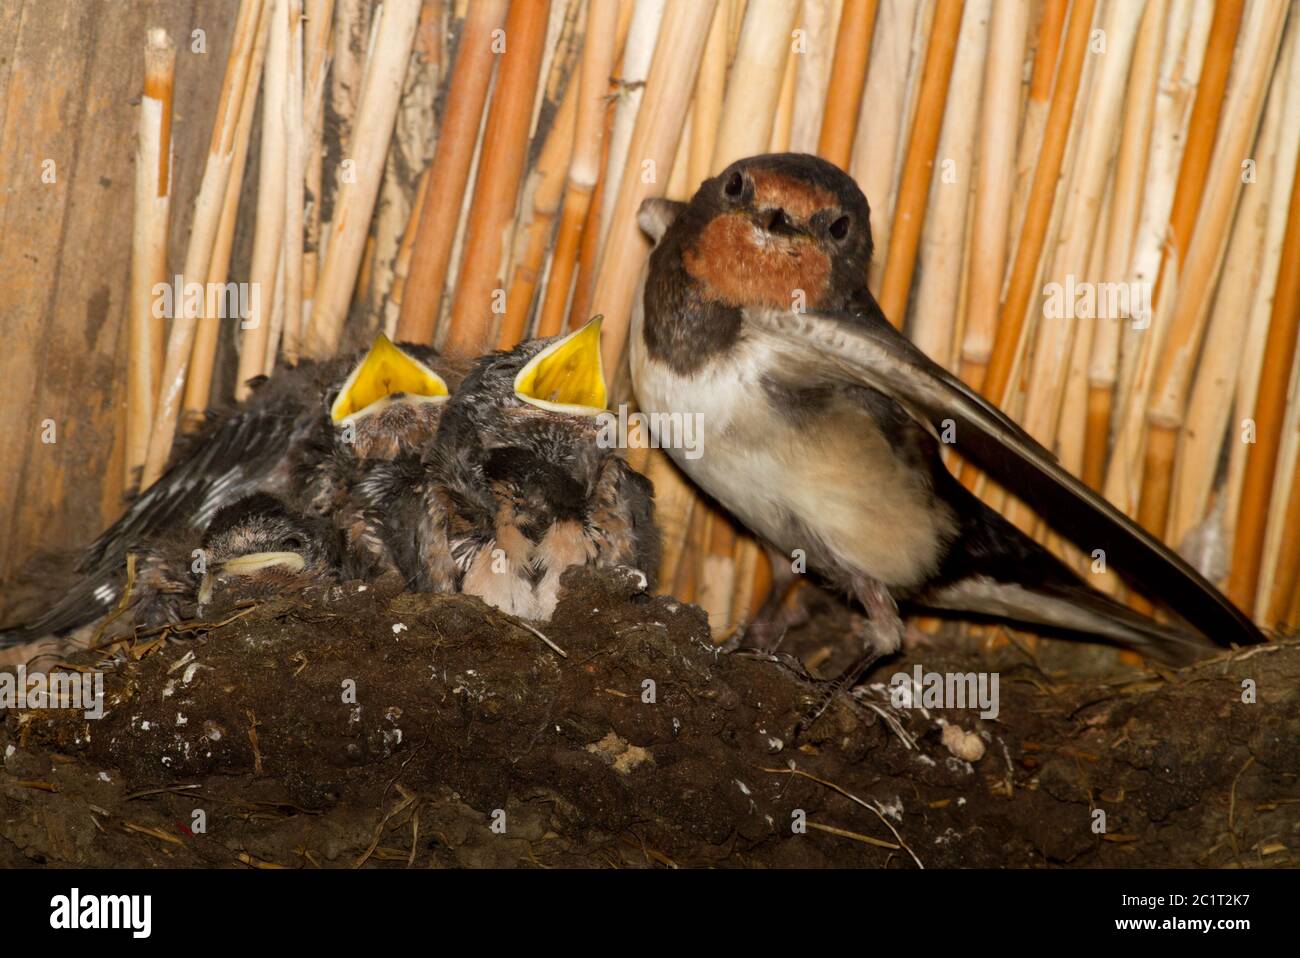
(829, 215, 850, 240)
(283, 537, 303, 551)
(724, 171, 744, 198)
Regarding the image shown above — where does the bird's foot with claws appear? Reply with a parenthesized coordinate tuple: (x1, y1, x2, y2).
(795, 575, 901, 736)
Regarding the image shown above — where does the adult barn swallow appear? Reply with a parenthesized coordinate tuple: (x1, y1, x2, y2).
(361, 319, 660, 622)
(631, 153, 1263, 666)
(0, 337, 456, 646)
(0, 493, 340, 670)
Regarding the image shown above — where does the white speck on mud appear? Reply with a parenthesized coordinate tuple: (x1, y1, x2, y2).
(875, 796, 904, 822)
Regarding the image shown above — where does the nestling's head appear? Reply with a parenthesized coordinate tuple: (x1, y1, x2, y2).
(326, 335, 457, 459)
(197, 494, 340, 606)
(436, 317, 612, 520)
(446, 316, 608, 425)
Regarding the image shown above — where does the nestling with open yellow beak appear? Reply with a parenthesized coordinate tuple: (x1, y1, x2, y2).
(357, 318, 660, 622)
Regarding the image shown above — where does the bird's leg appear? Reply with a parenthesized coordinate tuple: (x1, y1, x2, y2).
(725, 543, 807, 651)
(850, 573, 904, 655)
(798, 574, 901, 732)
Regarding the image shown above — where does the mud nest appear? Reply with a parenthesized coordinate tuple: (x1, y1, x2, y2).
(2, 569, 1297, 868)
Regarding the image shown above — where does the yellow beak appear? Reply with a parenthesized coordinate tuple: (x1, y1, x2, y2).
(513, 316, 608, 415)
(331, 334, 449, 423)
(197, 551, 307, 606)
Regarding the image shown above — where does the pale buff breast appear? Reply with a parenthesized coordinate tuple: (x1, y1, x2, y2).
(631, 333, 953, 591)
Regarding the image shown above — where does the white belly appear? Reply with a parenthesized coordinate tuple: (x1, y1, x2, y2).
(630, 320, 952, 590)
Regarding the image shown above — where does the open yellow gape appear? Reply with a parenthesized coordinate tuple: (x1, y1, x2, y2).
(513, 316, 608, 416)
(330, 334, 449, 423)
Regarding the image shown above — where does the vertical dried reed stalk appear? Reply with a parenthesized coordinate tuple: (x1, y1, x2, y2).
(817, 0, 877, 169)
(876, 0, 963, 326)
(182, 0, 272, 426)
(974, 0, 1094, 410)
(591, 0, 719, 374)
(851, 0, 926, 295)
(398, 0, 508, 345)
(1082, 0, 1167, 491)
(306, 0, 422, 359)
(909, 0, 988, 368)
(127, 29, 175, 488)
(281, 0, 306, 364)
(144, 0, 263, 487)
(236, 0, 290, 394)
(957, 0, 1028, 390)
(1137, 0, 1285, 541)
(443, 0, 553, 356)
(534, 0, 623, 339)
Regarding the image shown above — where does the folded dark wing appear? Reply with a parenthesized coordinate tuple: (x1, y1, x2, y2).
(81, 401, 315, 571)
(1, 388, 320, 644)
(743, 306, 1264, 648)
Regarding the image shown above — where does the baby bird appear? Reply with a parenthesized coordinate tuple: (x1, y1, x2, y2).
(0, 494, 340, 671)
(359, 318, 660, 622)
(1, 336, 458, 646)
(194, 493, 343, 609)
